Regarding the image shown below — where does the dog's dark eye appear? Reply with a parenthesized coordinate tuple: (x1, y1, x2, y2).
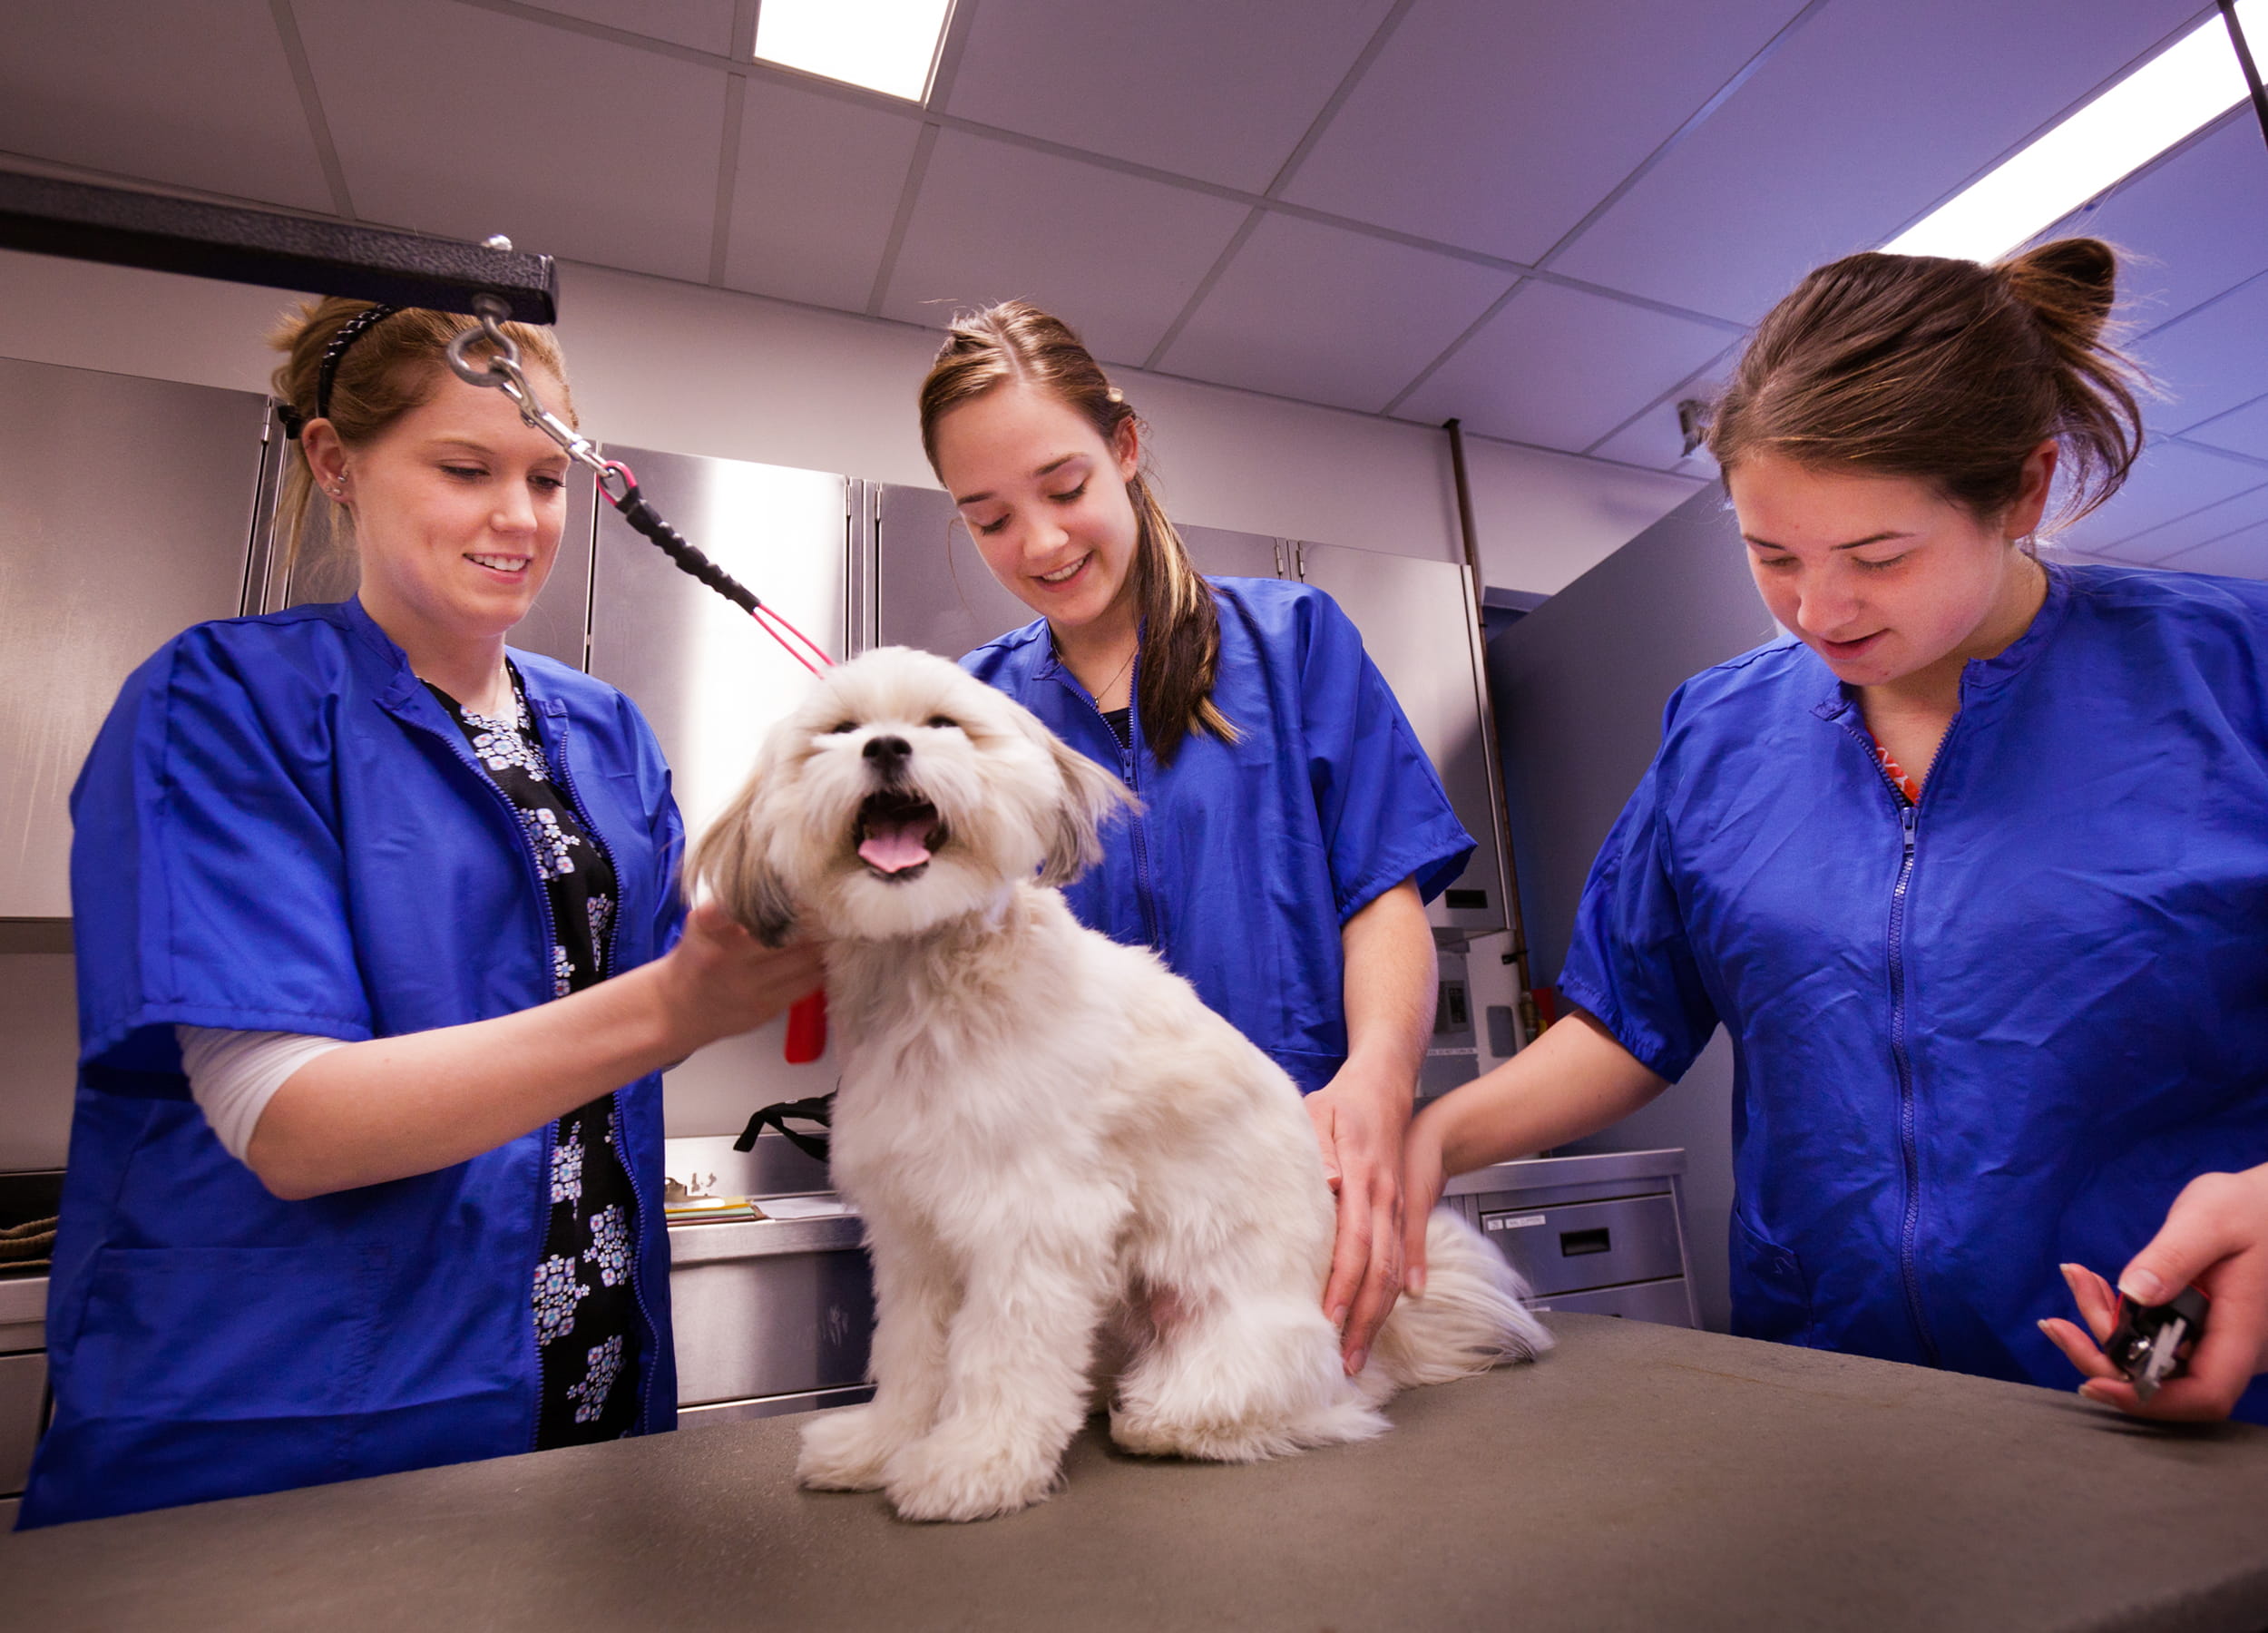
(825, 721, 857, 735)
(926, 715, 960, 731)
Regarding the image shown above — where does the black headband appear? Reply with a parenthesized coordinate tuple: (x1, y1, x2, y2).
(279, 303, 400, 439)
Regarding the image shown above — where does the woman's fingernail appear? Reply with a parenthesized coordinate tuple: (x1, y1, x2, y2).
(2118, 1269, 2165, 1305)
(1330, 1304, 1350, 1330)
(1408, 1269, 1426, 1296)
(1346, 1348, 1367, 1375)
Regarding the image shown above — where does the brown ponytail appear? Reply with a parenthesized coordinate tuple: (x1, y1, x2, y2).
(917, 301, 1235, 764)
(1707, 238, 2144, 530)
(268, 298, 574, 573)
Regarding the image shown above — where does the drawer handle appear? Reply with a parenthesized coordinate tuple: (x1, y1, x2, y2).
(1559, 1227, 1611, 1257)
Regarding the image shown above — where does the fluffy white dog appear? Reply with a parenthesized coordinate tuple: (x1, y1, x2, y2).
(690, 647, 1549, 1522)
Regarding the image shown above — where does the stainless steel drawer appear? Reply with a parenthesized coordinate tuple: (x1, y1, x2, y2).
(670, 1250, 872, 1409)
(1477, 1193, 1683, 1296)
(0, 1349, 48, 1498)
(1531, 1277, 1696, 1327)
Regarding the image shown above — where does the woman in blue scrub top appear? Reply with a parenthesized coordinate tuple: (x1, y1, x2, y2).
(1403, 239, 2268, 1423)
(916, 303, 1475, 1376)
(20, 301, 822, 1529)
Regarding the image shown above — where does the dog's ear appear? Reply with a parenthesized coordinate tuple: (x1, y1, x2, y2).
(686, 764, 799, 947)
(1038, 734, 1138, 888)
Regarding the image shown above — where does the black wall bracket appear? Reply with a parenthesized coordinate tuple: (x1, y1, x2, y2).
(0, 171, 556, 324)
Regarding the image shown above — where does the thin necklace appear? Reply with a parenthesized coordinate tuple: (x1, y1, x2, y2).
(1054, 634, 1137, 703)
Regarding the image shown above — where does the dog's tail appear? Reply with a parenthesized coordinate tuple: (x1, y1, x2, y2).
(1359, 1208, 1551, 1403)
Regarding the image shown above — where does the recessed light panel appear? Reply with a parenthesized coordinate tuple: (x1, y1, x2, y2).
(1887, 0, 2266, 263)
(754, 0, 955, 103)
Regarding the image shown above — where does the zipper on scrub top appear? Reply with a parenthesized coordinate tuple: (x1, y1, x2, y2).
(545, 704, 662, 1430)
(1884, 797, 1941, 1368)
(1839, 713, 1943, 1368)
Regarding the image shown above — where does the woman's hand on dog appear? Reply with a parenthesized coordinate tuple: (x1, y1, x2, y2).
(1307, 1061, 1410, 1375)
(653, 900, 826, 1054)
(2039, 1164, 2268, 1422)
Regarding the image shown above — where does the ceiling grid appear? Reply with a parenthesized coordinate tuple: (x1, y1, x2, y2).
(0, 0, 2260, 572)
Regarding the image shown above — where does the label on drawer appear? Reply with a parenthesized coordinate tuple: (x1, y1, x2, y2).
(1485, 1213, 1547, 1230)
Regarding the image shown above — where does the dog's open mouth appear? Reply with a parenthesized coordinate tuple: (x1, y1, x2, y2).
(855, 791, 948, 880)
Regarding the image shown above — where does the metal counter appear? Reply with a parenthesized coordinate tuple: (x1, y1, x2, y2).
(10, 1314, 2268, 1631)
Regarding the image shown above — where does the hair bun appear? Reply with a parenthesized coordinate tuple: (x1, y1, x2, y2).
(1997, 237, 2117, 334)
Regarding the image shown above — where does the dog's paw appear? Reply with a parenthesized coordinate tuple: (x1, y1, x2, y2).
(796, 1405, 900, 1491)
(881, 1426, 1060, 1522)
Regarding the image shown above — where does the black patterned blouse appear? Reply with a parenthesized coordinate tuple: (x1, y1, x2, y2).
(427, 668, 645, 1447)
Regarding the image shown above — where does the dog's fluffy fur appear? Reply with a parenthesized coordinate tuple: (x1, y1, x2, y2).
(691, 647, 1549, 1522)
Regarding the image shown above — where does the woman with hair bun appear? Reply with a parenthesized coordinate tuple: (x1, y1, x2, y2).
(1403, 239, 2268, 1423)
(917, 303, 1475, 1379)
(20, 300, 822, 1528)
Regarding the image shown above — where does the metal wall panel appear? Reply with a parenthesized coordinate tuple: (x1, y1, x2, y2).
(587, 445, 847, 836)
(1291, 541, 1512, 936)
(0, 357, 270, 919)
(587, 447, 850, 1131)
(874, 483, 1032, 658)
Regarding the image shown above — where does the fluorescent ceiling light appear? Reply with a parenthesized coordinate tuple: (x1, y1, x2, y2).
(1885, 0, 2266, 262)
(754, 0, 954, 103)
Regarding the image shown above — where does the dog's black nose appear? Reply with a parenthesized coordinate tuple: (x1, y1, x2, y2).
(863, 734, 911, 770)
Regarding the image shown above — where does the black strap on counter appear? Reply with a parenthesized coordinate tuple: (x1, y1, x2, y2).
(610, 479, 762, 617)
(733, 1092, 836, 1163)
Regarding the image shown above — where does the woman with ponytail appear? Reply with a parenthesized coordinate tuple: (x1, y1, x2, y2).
(917, 303, 1475, 1377)
(1406, 240, 2268, 1423)
(21, 300, 820, 1528)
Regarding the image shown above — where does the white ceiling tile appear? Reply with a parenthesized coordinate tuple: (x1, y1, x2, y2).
(1280, 0, 1804, 264)
(941, 0, 1393, 192)
(878, 131, 1250, 366)
(723, 81, 921, 309)
(2093, 475, 2268, 564)
(2041, 118, 2268, 337)
(1156, 213, 1512, 412)
(1548, 0, 2205, 323)
(1394, 281, 1737, 454)
(1588, 384, 1727, 474)
(2153, 517, 2268, 581)
(2175, 391, 2268, 464)
(2132, 274, 2268, 435)
(0, 0, 331, 211)
(2056, 437, 2268, 552)
(520, 0, 736, 55)
(297, 0, 726, 283)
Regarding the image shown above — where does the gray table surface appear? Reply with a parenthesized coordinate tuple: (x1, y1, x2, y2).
(7, 1314, 2268, 1632)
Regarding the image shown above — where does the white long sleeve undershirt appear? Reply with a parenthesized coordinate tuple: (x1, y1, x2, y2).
(176, 1025, 349, 1163)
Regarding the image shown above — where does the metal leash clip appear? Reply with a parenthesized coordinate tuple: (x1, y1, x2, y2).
(445, 292, 629, 504)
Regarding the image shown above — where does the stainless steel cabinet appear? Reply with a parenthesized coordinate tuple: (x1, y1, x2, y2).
(872, 483, 1030, 658)
(1288, 541, 1512, 937)
(588, 445, 849, 836)
(587, 447, 853, 1118)
(1442, 1149, 1698, 1328)
(0, 357, 274, 918)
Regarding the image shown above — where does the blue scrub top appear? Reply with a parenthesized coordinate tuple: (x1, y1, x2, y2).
(21, 597, 686, 1528)
(964, 576, 1473, 1092)
(1560, 562, 2268, 1419)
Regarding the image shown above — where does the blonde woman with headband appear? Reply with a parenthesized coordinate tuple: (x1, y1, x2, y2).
(916, 303, 1476, 1376)
(21, 300, 821, 1529)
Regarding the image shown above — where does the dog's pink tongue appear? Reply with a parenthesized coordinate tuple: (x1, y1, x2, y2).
(857, 820, 932, 874)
